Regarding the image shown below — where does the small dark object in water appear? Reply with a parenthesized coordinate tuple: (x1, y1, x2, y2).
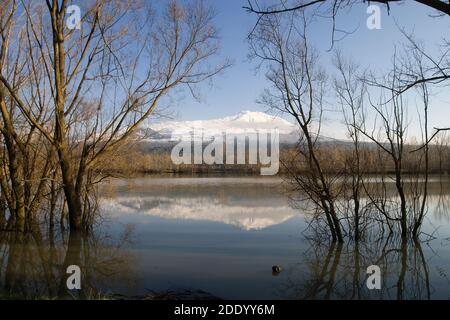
(272, 265, 282, 275)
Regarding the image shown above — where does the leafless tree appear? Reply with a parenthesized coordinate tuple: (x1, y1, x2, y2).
(245, 0, 450, 57)
(0, 0, 228, 231)
(362, 32, 450, 238)
(249, 12, 344, 242)
(358, 64, 411, 239)
(0, 0, 57, 231)
(333, 51, 368, 241)
(390, 31, 450, 151)
(244, 1, 450, 18)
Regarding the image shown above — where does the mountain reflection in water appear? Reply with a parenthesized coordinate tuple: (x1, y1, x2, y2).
(0, 177, 449, 299)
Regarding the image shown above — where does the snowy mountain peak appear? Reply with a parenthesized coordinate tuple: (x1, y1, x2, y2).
(226, 110, 280, 123)
(137, 110, 350, 145)
(143, 111, 298, 142)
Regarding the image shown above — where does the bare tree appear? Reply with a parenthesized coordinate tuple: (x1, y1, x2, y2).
(362, 33, 450, 238)
(333, 51, 367, 241)
(249, 12, 344, 242)
(0, 0, 228, 231)
(0, 0, 27, 224)
(244, 0, 450, 64)
(244, 1, 450, 18)
(358, 66, 411, 238)
(0, 0, 57, 230)
(392, 31, 450, 151)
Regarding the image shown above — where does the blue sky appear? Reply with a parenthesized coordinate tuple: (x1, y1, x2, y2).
(159, 0, 449, 139)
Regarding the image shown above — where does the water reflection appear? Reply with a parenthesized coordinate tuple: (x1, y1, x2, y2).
(279, 236, 437, 300)
(0, 177, 449, 299)
(0, 226, 136, 299)
(100, 177, 299, 230)
(96, 177, 450, 300)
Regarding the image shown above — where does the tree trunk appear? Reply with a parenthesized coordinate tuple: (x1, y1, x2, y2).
(303, 129, 344, 242)
(58, 230, 83, 298)
(0, 88, 26, 221)
(394, 168, 408, 240)
(354, 197, 360, 242)
(58, 147, 83, 230)
(50, 3, 82, 231)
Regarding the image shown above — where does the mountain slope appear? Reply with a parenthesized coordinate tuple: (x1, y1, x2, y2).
(141, 111, 299, 143)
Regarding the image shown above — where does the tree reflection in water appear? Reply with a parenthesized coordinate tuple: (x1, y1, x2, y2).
(0, 225, 136, 299)
(279, 235, 433, 300)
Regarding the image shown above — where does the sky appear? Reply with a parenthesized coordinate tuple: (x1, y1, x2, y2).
(157, 0, 450, 140)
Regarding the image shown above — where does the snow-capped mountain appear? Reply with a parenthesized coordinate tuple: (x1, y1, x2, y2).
(101, 196, 297, 230)
(100, 194, 298, 230)
(141, 111, 299, 143)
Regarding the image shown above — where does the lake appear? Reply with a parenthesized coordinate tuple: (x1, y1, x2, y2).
(1, 176, 450, 299)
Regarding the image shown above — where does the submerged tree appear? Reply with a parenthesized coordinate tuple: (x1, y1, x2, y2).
(249, 12, 345, 242)
(0, 0, 57, 230)
(333, 52, 371, 242)
(279, 235, 432, 299)
(247, 0, 449, 242)
(0, 0, 228, 231)
(360, 32, 450, 239)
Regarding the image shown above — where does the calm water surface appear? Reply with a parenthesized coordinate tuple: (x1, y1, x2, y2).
(97, 176, 450, 300)
(1, 176, 449, 299)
